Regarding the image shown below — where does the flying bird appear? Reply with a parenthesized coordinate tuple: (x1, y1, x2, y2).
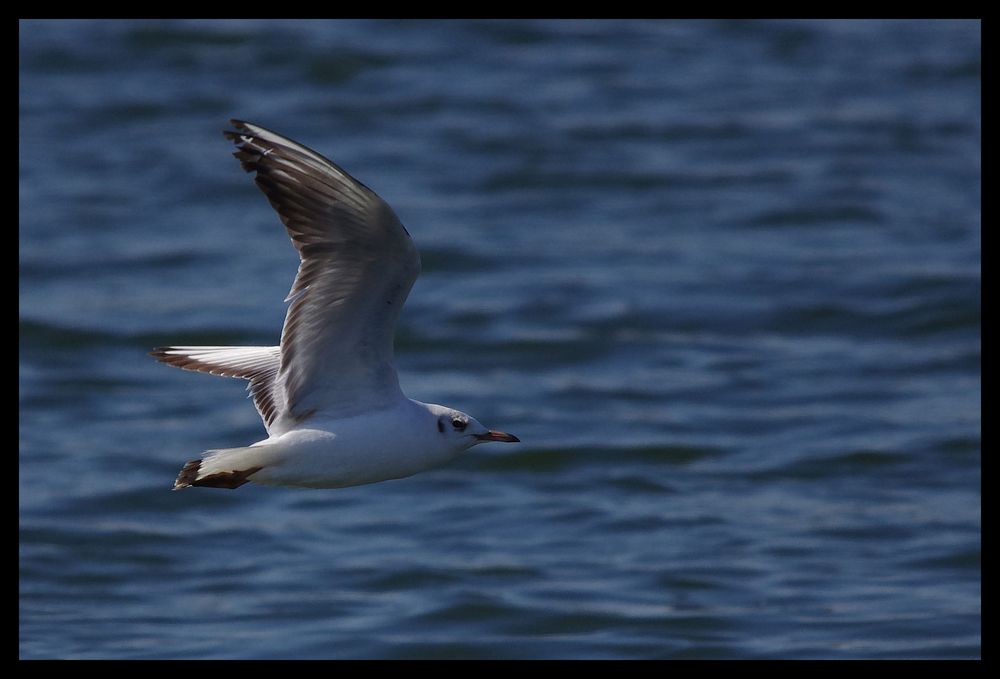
(152, 120, 518, 490)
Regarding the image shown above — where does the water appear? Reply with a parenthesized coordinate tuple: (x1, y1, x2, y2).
(19, 19, 980, 659)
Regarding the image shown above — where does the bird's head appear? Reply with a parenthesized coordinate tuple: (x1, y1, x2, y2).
(426, 404, 519, 452)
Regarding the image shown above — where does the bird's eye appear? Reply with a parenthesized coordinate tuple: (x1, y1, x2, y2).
(452, 419, 467, 432)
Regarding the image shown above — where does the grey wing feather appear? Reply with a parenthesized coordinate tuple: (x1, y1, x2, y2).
(224, 120, 421, 420)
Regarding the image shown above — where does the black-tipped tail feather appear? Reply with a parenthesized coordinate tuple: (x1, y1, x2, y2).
(173, 460, 262, 490)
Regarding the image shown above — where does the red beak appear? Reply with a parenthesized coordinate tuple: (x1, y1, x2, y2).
(474, 430, 520, 443)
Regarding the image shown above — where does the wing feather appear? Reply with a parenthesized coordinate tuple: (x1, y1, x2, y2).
(149, 346, 285, 431)
(224, 120, 420, 420)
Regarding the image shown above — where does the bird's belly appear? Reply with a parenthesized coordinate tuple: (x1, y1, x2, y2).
(249, 424, 446, 489)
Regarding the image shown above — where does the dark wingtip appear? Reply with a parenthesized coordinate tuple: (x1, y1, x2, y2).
(224, 121, 268, 173)
(223, 119, 250, 145)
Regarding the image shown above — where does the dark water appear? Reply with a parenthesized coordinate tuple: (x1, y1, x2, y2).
(19, 20, 980, 659)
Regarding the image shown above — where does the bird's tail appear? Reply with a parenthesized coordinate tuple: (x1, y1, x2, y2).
(173, 447, 265, 490)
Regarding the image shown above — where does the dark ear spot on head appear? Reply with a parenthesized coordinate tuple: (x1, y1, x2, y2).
(437, 419, 445, 433)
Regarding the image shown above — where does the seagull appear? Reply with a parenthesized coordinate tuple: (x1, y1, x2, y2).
(151, 120, 518, 490)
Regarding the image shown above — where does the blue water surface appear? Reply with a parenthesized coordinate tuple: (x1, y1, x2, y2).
(19, 19, 980, 659)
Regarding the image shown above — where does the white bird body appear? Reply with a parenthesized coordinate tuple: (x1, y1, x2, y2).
(152, 120, 517, 490)
(198, 400, 475, 490)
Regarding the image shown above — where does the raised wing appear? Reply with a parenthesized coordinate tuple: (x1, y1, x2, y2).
(224, 120, 421, 420)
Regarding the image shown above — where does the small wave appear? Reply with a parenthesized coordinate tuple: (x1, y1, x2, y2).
(473, 444, 723, 473)
(747, 205, 884, 228)
(747, 448, 910, 481)
(304, 49, 394, 85)
(126, 24, 253, 49)
(763, 295, 980, 338)
(906, 548, 980, 573)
